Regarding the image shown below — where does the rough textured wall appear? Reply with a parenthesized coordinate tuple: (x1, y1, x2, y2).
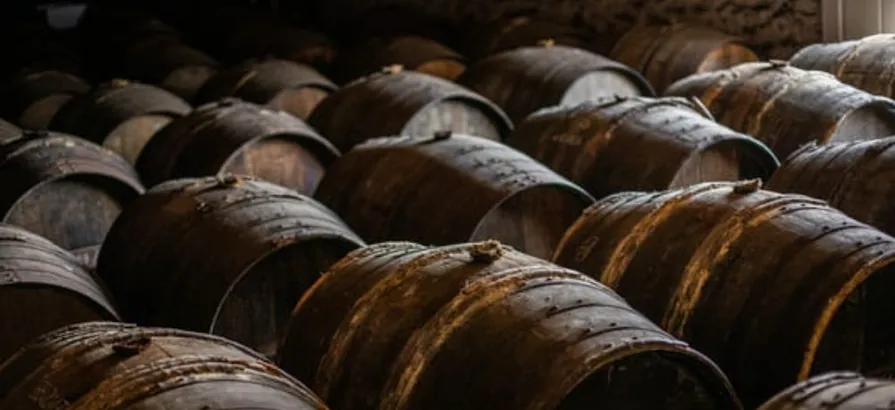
(304, 0, 823, 58)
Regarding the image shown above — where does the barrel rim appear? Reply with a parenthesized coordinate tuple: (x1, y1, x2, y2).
(219, 128, 342, 170)
(755, 371, 863, 409)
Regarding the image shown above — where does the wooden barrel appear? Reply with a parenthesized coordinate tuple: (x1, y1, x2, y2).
(0, 227, 119, 364)
(790, 34, 895, 98)
(552, 181, 895, 406)
(314, 133, 594, 259)
(461, 16, 589, 61)
(665, 61, 895, 160)
(123, 38, 220, 102)
(135, 99, 340, 192)
(758, 372, 895, 409)
(0, 322, 326, 409)
(0, 119, 21, 141)
(457, 44, 655, 124)
(332, 36, 466, 83)
(510, 96, 779, 198)
(96, 175, 365, 357)
(49, 79, 192, 165)
(766, 137, 895, 237)
(196, 59, 337, 120)
(0, 70, 90, 130)
(0, 130, 144, 261)
(308, 69, 512, 152)
(279, 241, 741, 410)
(611, 23, 759, 93)
(215, 15, 338, 69)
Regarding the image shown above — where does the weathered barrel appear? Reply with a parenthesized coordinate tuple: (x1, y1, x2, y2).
(0, 322, 326, 409)
(0, 131, 144, 262)
(1, 70, 90, 130)
(96, 175, 365, 357)
(0, 119, 21, 141)
(758, 372, 895, 409)
(135, 99, 339, 192)
(665, 61, 895, 160)
(196, 59, 336, 120)
(332, 36, 466, 83)
(215, 15, 338, 68)
(0, 227, 119, 363)
(611, 23, 759, 93)
(458, 44, 655, 124)
(279, 241, 741, 410)
(766, 137, 895, 237)
(790, 34, 895, 98)
(510, 96, 779, 198)
(308, 69, 512, 152)
(49, 79, 192, 164)
(123, 38, 220, 102)
(314, 133, 594, 259)
(552, 181, 895, 406)
(461, 16, 589, 61)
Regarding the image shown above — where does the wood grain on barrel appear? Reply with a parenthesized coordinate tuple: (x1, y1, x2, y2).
(279, 241, 740, 410)
(509, 96, 778, 199)
(135, 98, 339, 193)
(0, 322, 266, 409)
(313, 133, 593, 259)
(553, 182, 895, 406)
(767, 138, 895, 239)
(758, 372, 895, 409)
(665, 62, 895, 160)
(96, 176, 364, 357)
(49, 80, 192, 164)
(457, 45, 655, 124)
(307, 70, 512, 152)
(0, 131, 144, 253)
(196, 59, 337, 120)
(0, 227, 119, 364)
(790, 34, 895, 99)
(611, 23, 758, 93)
(332, 36, 466, 83)
(0, 70, 90, 130)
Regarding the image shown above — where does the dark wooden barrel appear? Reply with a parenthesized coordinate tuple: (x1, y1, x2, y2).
(460, 16, 589, 61)
(313, 133, 594, 259)
(123, 38, 220, 102)
(212, 14, 338, 69)
(279, 241, 741, 410)
(552, 181, 895, 406)
(0, 227, 119, 364)
(49, 79, 192, 165)
(0, 119, 21, 142)
(510, 96, 779, 198)
(758, 372, 895, 409)
(790, 34, 895, 98)
(457, 44, 655, 124)
(72, 355, 327, 409)
(611, 23, 759, 93)
(665, 61, 895, 160)
(766, 137, 895, 237)
(0, 130, 144, 262)
(332, 36, 467, 83)
(96, 175, 365, 357)
(308, 69, 512, 152)
(135, 99, 340, 193)
(196, 59, 337, 120)
(0, 322, 325, 409)
(1, 70, 90, 130)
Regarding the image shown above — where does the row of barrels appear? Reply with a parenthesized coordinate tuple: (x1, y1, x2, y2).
(4, 172, 895, 409)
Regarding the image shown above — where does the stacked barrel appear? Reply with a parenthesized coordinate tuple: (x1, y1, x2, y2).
(1, 3, 895, 409)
